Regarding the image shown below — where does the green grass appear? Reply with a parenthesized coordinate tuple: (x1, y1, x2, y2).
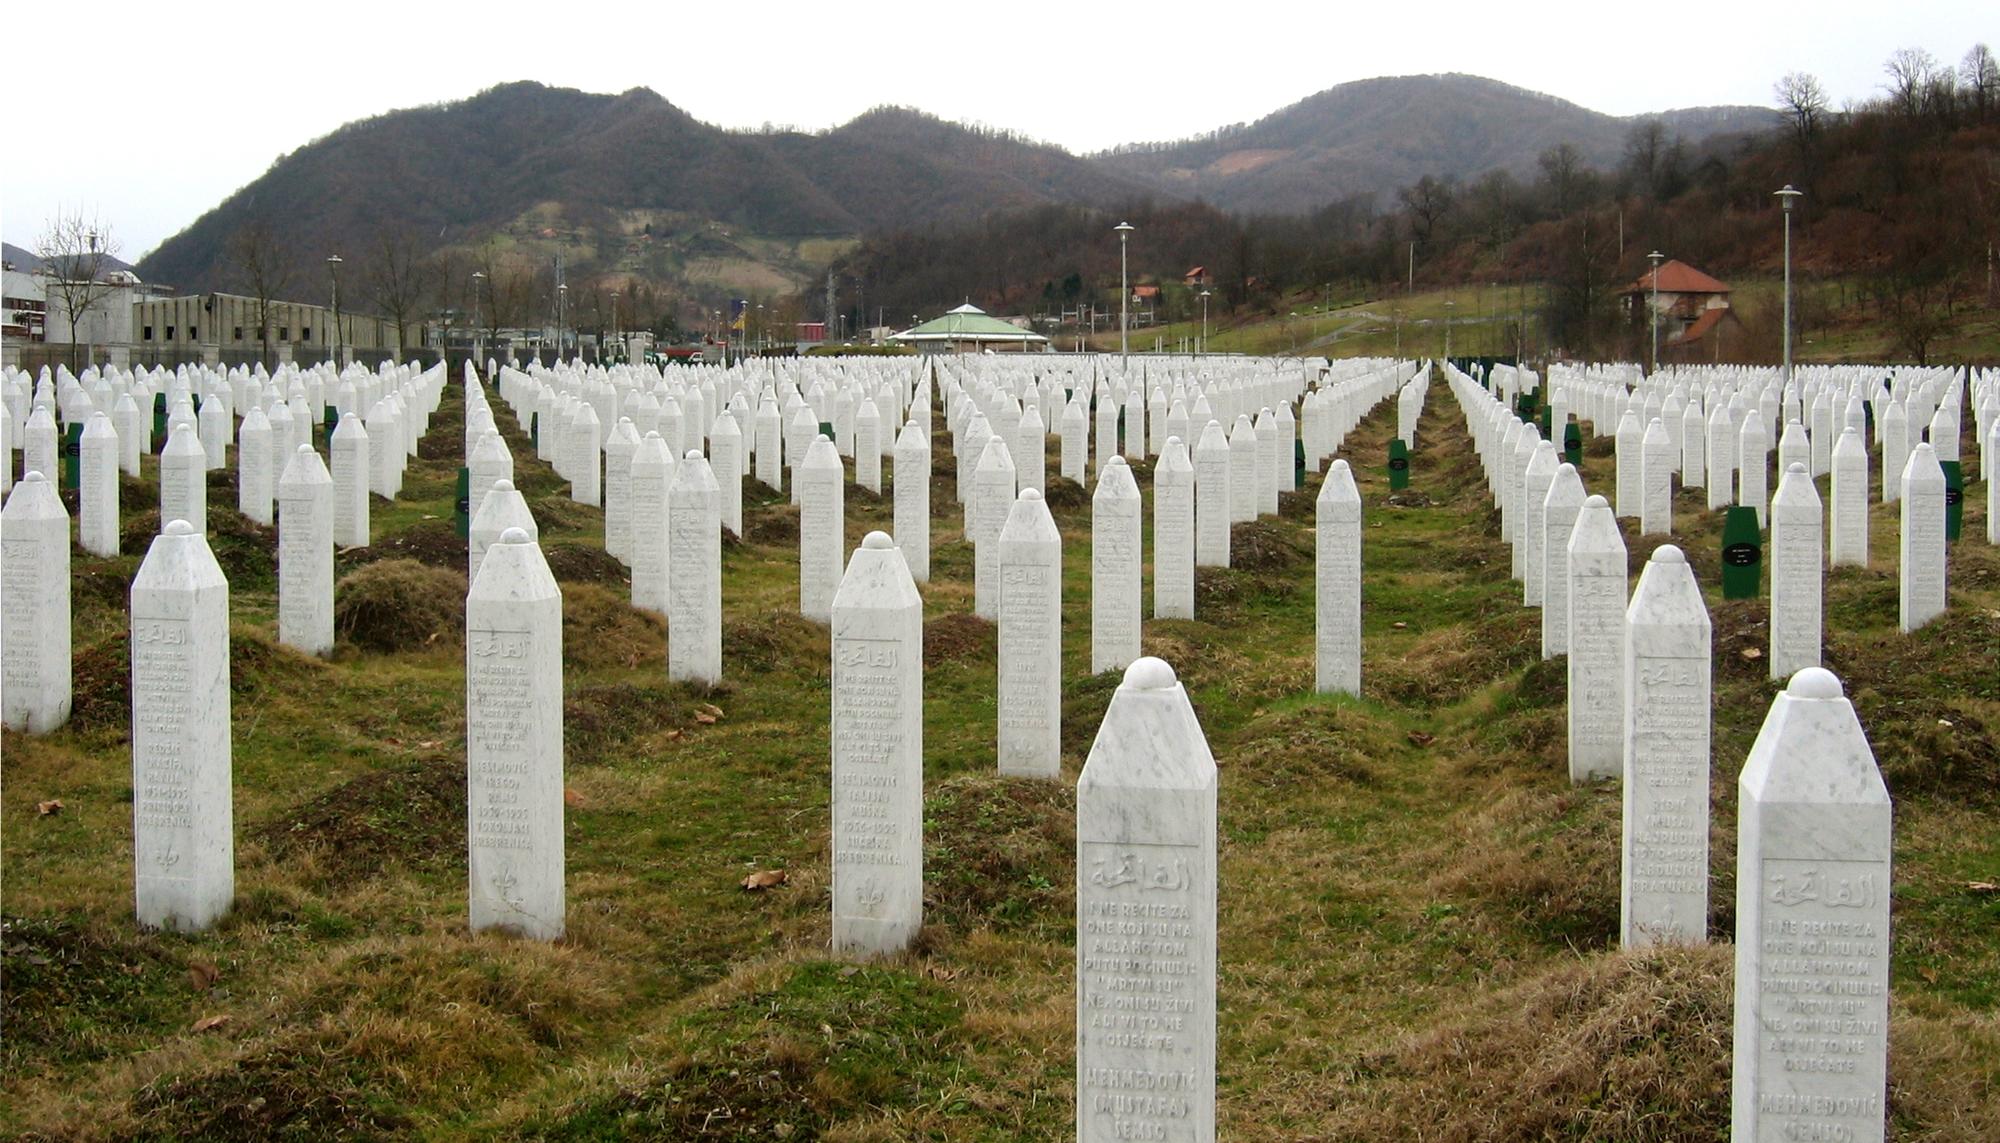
(4, 371, 1998, 1139)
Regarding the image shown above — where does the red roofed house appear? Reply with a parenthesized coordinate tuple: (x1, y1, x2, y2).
(1622, 259, 1741, 360)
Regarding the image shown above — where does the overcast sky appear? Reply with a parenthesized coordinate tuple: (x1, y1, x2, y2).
(4, 0, 1990, 261)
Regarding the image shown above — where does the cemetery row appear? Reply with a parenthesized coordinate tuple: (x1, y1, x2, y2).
(3, 350, 1996, 1141)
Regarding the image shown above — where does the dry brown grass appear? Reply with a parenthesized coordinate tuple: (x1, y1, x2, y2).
(1314, 945, 1733, 1141)
(333, 559, 469, 652)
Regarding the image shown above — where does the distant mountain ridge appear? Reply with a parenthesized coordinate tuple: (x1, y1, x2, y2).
(1094, 73, 1779, 214)
(135, 74, 1781, 301)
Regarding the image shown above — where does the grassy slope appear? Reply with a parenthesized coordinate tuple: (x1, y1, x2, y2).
(1106, 283, 2000, 365)
(3, 372, 1998, 1140)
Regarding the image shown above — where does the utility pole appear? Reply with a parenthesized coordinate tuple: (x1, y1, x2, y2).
(824, 269, 836, 343)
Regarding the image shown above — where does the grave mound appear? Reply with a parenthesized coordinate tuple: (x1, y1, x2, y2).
(120, 508, 278, 590)
(1230, 517, 1312, 572)
(565, 680, 722, 761)
(1323, 946, 1731, 1140)
(922, 612, 994, 667)
(67, 632, 132, 733)
(253, 758, 464, 887)
(1372, 608, 1540, 705)
(1431, 783, 1621, 950)
(1040, 477, 1089, 510)
(922, 774, 1073, 935)
(560, 584, 665, 671)
(743, 502, 801, 545)
(0, 914, 181, 1067)
(1231, 703, 1385, 788)
(542, 541, 627, 586)
(529, 493, 599, 535)
(337, 519, 464, 573)
(333, 559, 467, 652)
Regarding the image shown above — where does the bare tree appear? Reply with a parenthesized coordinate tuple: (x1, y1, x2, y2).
(1774, 72, 1829, 183)
(1962, 44, 1998, 123)
(1884, 48, 1936, 119)
(227, 220, 291, 366)
(33, 210, 121, 369)
(1398, 175, 1455, 246)
(1536, 143, 1586, 218)
(366, 227, 432, 362)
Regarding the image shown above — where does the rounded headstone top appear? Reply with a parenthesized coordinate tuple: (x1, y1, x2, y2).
(1650, 544, 1686, 565)
(1787, 666, 1844, 700)
(494, 479, 516, 492)
(862, 531, 895, 551)
(1787, 462, 1809, 474)
(1913, 441, 1936, 455)
(1106, 456, 1127, 468)
(644, 430, 663, 441)
(816, 433, 831, 443)
(1019, 488, 1043, 502)
(165, 519, 196, 536)
(1583, 494, 1609, 508)
(620, 416, 633, 425)
(21, 470, 47, 484)
(1123, 656, 1178, 691)
(1165, 435, 1183, 447)
(297, 443, 313, 454)
(499, 526, 532, 545)
(1556, 462, 1576, 475)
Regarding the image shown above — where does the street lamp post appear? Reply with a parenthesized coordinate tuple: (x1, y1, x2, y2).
(1774, 185, 1803, 381)
(1198, 288, 1210, 355)
(1443, 299, 1454, 361)
(326, 254, 343, 368)
(557, 282, 568, 363)
(610, 291, 620, 362)
(1114, 221, 1134, 363)
(471, 270, 485, 368)
(1647, 250, 1665, 375)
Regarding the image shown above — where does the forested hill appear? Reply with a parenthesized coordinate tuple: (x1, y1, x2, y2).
(1095, 73, 1777, 215)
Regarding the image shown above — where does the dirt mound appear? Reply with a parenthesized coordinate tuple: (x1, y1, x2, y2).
(1322, 946, 1732, 1141)
(0, 914, 181, 1067)
(743, 502, 801, 545)
(542, 541, 627, 586)
(560, 584, 664, 671)
(68, 633, 133, 735)
(1040, 477, 1089, 510)
(565, 680, 723, 762)
(121, 509, 278, 590)
(1230, 703, 1383, 788)
(923, 613, 994, 667)
(721, 611, 827, 675)
(1373, 607, 1540, 706)
(1431, 784, 1623, 950)
(1229, 517, 1312, 572)
(334, 560, 467, 653)
(923, 774, 1074, 935)
(126, 1033, 415, 1141)
(252, 758, 464, 887)
(529, 494, 600, 536)
(339, 519, 465, 574)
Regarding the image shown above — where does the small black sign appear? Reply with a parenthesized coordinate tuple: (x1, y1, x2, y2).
(1388, 457, 1409, 471)
(1722, 542, 1760, 567)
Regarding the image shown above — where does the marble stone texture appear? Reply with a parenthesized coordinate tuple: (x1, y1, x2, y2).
(466, 527, 565, 941)
(2, 471, 72, 732)
(1091, 457, 1143, 674)
(1769, 463, 1824, 679)
(1621, 544, 1712, 948)
(667, 451, 723, 685)
(997, 489, 1062, 778)
(1567, 494, 1628, 783)
(831, 531, 925, 956)
(130, 519, 233, 931)
(277, 444, 335, 657)
(1732, 668, 1890, 1143)
(1316, 459, 1362, 696)
(1074, 656, 1217, 1143)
